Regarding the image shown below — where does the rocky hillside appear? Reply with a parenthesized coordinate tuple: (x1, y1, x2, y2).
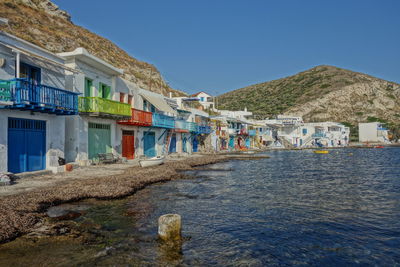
(0, 0, 185, 96)
(217, 65, 400, 125)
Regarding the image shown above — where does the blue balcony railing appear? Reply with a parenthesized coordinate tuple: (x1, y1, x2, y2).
(198, 125, 212, 134)
(312, 132, 326, 138)
(152, 113, 175, 128)
(248, 129, 257, 136)
(0, 79, 79, 115)
(175, 120, 199, 132)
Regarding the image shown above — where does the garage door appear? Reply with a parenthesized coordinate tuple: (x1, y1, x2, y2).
(8, 118, 46, 173)
(88, 122, 111, 160)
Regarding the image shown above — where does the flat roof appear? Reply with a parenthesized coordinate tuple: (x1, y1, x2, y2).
(58, 48, 123, 75)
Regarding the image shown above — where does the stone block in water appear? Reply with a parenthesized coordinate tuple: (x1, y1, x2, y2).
(158, 214, 182, 241)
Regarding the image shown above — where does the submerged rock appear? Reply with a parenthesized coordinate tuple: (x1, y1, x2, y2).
(47, 206, 84, 220)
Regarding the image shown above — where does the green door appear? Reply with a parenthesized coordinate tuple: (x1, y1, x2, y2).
(99, 83, 111, 99)
(88, 122, 111, 159)
(85, 78, 93, 97)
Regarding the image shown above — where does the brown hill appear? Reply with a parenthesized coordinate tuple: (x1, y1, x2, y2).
(0, 0, 186, 96)
(217, 65, 400, 125)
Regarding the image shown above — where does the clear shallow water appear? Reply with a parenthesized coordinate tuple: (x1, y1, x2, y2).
(1, 148, 400, 266)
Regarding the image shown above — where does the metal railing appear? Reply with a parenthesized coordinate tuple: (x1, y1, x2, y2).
(118, 108, 152, 126)
(248, 129, 257, 136)
(0, 78, 79, 114)
(79, 97, 131, 117)
(198, 125, 212, 134)
(152, 113, 175, 128)
(312, 132, 326, 138)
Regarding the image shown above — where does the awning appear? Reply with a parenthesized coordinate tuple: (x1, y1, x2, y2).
(140, 92, 176, 114)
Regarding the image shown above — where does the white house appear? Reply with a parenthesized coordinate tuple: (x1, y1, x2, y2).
(359, 122, 390, 143)
(0, 31, 79, 173)
(59, 48, 131, 165)
(191, 91, 215, 110)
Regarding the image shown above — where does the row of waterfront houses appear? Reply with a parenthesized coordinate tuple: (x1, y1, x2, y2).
(0, 31, 356, 175)
(0, 31, 258, 175)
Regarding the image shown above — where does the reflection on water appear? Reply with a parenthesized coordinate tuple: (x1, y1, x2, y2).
(1, 148, 400, 266)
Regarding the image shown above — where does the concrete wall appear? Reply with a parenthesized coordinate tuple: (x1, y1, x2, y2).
(0, 43, 66, 89)
(65, 116, 118, 164)
(0, 110, 65, 173)
(359, 123, 379, 142)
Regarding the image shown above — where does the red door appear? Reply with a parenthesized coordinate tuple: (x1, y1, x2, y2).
(122, 130, 135, 159)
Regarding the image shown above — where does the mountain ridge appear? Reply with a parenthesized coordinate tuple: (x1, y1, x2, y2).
(217, 65, 400, 126)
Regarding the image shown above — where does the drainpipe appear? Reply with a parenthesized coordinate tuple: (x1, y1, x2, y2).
(15, 51, 20, 78)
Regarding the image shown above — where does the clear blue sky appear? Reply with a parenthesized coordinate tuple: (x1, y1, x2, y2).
(53, 0, 400, 95)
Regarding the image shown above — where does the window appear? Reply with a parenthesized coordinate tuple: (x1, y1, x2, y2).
(302, 128, 307, 135)
(19, 63, 41, 85)
(99, 83, 111, 99)
(128, 95, 133, 106)
(200, 97, 205, 102)
(84, 78, 93, 97)
(120, 93, 125, 103)
(143, 100, 148, 111)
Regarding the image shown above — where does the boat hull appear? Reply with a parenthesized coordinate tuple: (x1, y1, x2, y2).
(139, 156, 165, 167)
(313, 150, 329, 154)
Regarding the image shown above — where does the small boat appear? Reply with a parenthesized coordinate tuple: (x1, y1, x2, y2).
(313, 150, 329, 154)
(139, 156, 165, 167)
(374, 145, 384, 148)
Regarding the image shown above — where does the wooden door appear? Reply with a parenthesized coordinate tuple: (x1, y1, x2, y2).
(122, 130, 135, 159)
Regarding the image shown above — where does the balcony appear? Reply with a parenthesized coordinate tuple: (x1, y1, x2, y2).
(0, 78, 79, 115)
(239, 128, 248, 135)
(118, 108, 152, 126)
(152, 113, 175, 128)
(312, 132, 326, 138)
(175, 120, 198, 132)
(79, 97, 131, 119)
(248, 129, 257, 136)
(175, 119, 190, 132)
(198, 125, 212, 134)
(228, 128, 237, 135)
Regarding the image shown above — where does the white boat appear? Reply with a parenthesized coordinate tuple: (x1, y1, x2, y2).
(139, 156, 165, 167)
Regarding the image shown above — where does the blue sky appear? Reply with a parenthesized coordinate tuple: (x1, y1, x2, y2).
(53, 0, 400, 95)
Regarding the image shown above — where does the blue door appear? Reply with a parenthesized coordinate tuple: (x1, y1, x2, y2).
(193, 136, 198, 152)
(245, 138, 250, 148)
(169, 133, 176, 153)
(144, 132, 156, 157)
(229, 136, 235, 148)
(8, 118, 46, 173)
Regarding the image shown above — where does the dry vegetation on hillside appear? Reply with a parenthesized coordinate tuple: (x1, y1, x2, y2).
(0, 0, 186, 96)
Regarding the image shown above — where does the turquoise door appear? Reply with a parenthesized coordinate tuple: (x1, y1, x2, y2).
(88, 123, 111, 160)
(182, 135, 187, 153)
(245, 138, 250, 148)
(169, 133, 176, 153)
(229, 136, 235, 148)
(144, 132, 156, 157)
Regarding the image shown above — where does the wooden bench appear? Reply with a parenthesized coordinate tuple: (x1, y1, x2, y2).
(97, 153, 118, 164)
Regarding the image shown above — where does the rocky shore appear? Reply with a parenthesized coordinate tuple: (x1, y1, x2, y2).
(0, 155, 231, 244)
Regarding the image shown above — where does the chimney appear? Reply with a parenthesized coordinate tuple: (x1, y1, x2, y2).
(244, 107, 247, 112)
(169, 92, 172, 98)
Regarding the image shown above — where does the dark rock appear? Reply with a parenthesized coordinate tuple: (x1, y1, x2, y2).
(0, 173, 18, 186)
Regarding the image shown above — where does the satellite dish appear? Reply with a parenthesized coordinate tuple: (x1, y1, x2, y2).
(0, 58, 5, 68)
